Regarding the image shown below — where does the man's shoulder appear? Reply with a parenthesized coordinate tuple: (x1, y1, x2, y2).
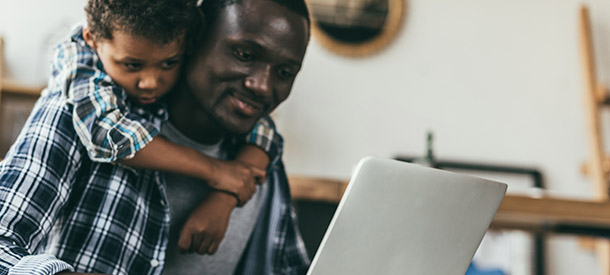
(29, 89, 79, 137)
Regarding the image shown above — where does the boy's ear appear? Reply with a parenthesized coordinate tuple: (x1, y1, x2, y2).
(82, 27, 98, 50)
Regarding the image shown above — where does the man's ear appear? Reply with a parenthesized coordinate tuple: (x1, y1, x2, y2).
(82, 27, 98, 50)
(186, 9, 207, 56)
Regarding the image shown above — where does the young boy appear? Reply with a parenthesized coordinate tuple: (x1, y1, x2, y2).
(48, 0, 281, 253)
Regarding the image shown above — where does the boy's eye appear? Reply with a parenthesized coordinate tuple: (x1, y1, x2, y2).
(124, 62, 142, 71)
(234, 48, 253, 62)
(161, 60, 180, 70)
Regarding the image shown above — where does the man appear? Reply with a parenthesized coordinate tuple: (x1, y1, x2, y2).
(0, 0, 310, 274)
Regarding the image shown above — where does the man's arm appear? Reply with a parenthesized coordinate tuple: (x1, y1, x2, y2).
(176, 118, 274, 255)
(0, 93, 81, 274)
(177, 145, 270, 255)
(57, 272, 106, 275)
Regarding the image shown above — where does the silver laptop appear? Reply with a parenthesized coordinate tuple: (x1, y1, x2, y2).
(307, 156, 507, 275)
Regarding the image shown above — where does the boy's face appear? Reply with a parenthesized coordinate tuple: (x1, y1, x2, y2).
(83, 28, 185, 105)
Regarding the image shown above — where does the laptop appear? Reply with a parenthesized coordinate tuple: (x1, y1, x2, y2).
(306, 156, 507, 275)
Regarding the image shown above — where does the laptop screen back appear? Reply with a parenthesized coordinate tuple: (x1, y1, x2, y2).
(307, 156, 507, 275)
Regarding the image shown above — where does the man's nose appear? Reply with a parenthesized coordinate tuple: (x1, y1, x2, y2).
(138, 71, 160, 90)
(244, 65, 272, 96)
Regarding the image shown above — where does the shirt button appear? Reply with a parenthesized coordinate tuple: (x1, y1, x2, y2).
(160, 200, 166, 207)
(150, 259, 159, 267)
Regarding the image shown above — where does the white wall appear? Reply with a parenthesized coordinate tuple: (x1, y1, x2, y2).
(277, 0, 610, 274)
(0, 0, 87, 85)
(1, 0, 609, 274)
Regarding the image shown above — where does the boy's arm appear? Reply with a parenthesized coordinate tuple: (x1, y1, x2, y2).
(68, 74, 160, 163)
(235, 145, 270, 175)
(56, 34, 159, 163)
(68, 64, 262, 203)
(120, 136, 265, 204)
(239, 116, 283, 172)
(58, 36, 264, 202)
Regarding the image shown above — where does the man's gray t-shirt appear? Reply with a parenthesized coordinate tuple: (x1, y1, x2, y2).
(161, 122, 268, 274)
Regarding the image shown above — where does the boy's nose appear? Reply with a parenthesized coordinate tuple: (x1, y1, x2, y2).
(138, 73, 160, 90)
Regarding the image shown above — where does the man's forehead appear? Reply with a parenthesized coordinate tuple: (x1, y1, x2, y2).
(217, 1, 309, 60)
(221, 1, 306, 31)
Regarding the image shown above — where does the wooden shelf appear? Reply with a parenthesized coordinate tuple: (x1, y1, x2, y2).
(1, 79, 44, 96)
(289, 176, 610, 235)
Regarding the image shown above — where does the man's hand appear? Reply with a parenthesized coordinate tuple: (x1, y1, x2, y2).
(178, 192, 236, 255)
(57, 272, 108, 275)
(207, 159, 266, 206)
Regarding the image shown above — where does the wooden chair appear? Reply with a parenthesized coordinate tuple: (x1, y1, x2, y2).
(579, 4, 610, 274)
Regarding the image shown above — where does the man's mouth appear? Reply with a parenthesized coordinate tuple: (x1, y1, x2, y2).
(229, 92, 267, 117)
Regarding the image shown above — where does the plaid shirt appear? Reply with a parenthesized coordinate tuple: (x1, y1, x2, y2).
(1, 36, 310, 273)
(0, 88, 309, 274)
(53, 25, 281, 164)
(51, 25, 163, 162)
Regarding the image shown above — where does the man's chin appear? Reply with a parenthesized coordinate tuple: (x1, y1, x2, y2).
(214, 114, 259, 135)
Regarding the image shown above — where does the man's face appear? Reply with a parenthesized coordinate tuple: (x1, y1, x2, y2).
(186, 0, 309, 134)
(84, 29, 185, 105)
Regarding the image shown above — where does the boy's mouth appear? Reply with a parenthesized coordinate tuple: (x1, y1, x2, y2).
(138, 97, 157, 105)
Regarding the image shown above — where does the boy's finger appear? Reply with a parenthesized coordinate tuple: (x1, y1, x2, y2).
(208, 240, 220, 255)
(190, 234, 204, 253)
(178, 232, 192, 252)
(250, 167, 266, 185)
(237, 191, 248, 206)
(198, 236, 214, 255)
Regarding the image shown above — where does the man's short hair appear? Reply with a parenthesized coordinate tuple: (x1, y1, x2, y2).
(200, 0, 310, 30)
(85, 0, 198, 44)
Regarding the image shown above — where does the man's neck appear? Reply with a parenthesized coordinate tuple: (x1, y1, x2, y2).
(167, 84, 225, 145)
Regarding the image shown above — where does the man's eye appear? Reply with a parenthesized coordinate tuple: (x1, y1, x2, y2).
(161, 60, 180, 70)
(124, 63, 142, 71)
(278, 68, 295, 79)
(234, 48, 253, 61)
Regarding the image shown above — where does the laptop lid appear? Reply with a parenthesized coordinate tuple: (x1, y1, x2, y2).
(307, 156, 507, 275)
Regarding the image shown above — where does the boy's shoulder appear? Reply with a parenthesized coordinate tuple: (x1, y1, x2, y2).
(57, 24, 98, 64)
(49, 24, 112, 98)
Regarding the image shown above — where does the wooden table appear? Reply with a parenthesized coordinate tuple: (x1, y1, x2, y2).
(289, 176, 610, 237)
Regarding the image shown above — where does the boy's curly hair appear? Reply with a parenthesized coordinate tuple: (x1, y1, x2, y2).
(85, 0, 198, 45)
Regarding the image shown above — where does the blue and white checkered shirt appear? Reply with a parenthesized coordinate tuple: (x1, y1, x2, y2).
(0, 87, 309, 274)
(51, 25, 166, 162)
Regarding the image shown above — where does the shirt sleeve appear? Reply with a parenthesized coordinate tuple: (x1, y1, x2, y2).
(242, 116, 283, 170)
(56, 39, 158, 163)
(7, 254, 73, 275)
(0, 92, 81, 274)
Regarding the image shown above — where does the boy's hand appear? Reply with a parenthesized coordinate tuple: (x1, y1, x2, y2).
(178, 192, 236, 255)
(207, 160, 266, 206)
